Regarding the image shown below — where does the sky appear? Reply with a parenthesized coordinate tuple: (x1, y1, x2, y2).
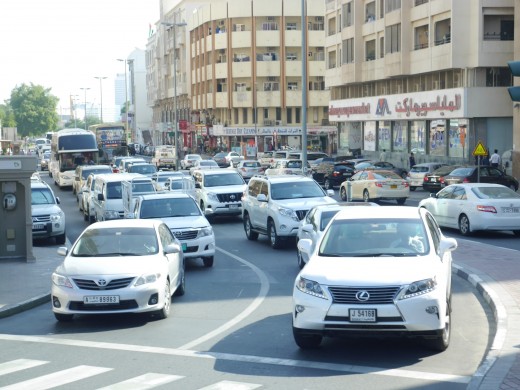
(0, 0, 159, 117)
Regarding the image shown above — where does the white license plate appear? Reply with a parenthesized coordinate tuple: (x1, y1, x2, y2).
(84, 295, 120, 304)
(349, 309, 376, 322)
(502, 207, 520, 213)
(229, 204, 238, 209)
(431, 178, 437, 182)
(33, 223, 45, 230)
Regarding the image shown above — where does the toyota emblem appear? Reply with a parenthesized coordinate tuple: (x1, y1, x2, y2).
(230, 194, 236, 200)
(355, 290, 370, 302)
(97, 279, 107, 286)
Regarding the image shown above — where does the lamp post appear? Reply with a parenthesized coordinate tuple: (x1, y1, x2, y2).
(162, 20, 187, 171)
(117, 59, 133, 149)
(79, 87, 90, 130)
(94, 76, 107, 122)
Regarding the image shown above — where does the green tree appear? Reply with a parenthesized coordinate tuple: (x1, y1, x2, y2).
(0, 103, 16, 127)
(64, 115, 101, 129)
(9, 83, 59, 137)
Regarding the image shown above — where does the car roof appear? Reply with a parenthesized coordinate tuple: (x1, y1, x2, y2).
(138, 192, 192, 200)
(413, 162, 446, 167)
(310, 202, 379, 213)
(88, 219, 163, 230)
(198, 169, 238, 175)
(93, 173, 143, 182)
(444, 183, 510, 189)
(334, 206, 421, 221)
(252, 175, 315, 183)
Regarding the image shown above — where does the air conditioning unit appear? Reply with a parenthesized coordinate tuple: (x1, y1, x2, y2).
(275, 120, 282, 125)
(267, 16, 275, 22)
(308, 52, 313, 57)
(264, 119, 274, 126)
(316, 16, 324, 22)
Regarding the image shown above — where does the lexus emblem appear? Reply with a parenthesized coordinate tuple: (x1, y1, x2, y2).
(97, 279, 107, 286)
(355, 290, 370, 302)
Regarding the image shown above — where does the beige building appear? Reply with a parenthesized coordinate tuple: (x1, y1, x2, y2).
(325, 0, 516, 170)
(187, 0, 336, 156)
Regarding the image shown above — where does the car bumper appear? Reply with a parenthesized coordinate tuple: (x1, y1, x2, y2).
(32, 222, 65, 239)
(469, 213, 520, 232)
(178, 235, 216, 259)
(204, 202, 242, 216)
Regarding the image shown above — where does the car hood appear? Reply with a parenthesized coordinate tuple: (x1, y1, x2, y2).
(274, 196, 337, 209)
(161, 215, 210, 229)
(57, 255, 166, 276)
(32, 204, 62, 215)
(301, 256, 440, 286)
(205, 184, 246, 192)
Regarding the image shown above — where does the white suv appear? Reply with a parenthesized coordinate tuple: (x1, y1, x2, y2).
(31, 178, 66, 244)
(242, 175, 336, 249)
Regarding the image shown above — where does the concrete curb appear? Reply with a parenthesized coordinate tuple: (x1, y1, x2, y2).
(0, 293, 50, 319)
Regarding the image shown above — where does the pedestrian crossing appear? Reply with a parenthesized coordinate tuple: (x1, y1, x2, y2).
(0, 359, 262, 390)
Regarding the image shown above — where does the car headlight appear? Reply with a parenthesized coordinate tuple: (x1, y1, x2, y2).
(296, 276, 328, 299)
(400, 277, 437, 299)
(52, 272, 73, 288)
(104, 210, 120, 219)
(199, 226, 213, 237)
(134, 273, 160, 286)
(207, 192, 219, 202)
(278, 206, 298, 222)
(50, 212, 64, 222)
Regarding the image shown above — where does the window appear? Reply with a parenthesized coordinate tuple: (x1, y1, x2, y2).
(385, 0, 401, 13)
(342, 2, 353, 28)
(287, 108, 293, 124)
(365, 40, 376, 61)
(263, 82, 280, 91)
(235, 82, 246, 92)
(342, 38, 354, 63)
(295, 107, 301, 123)
(385, 24, 401, 54)
(243, 108, 248, 124)
(288, 82, 298, 90)
(286, 22, 297, 31)
(262, 22, 278, 31)
(414, 25, 429, 50)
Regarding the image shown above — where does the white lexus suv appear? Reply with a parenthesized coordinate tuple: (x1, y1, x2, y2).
(242, 175, 336, 249)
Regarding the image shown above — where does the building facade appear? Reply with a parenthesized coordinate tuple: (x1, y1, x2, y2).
(325, 0, 516, 168)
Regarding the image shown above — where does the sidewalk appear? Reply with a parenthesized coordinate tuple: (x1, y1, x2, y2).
(0, 239, 519, 389)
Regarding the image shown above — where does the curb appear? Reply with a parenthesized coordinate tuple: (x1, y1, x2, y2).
(0, 293, 50, 319)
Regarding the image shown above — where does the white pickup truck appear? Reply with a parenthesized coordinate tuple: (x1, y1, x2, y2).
(122, 177, 157, 217)
(152, 145, 177, 170)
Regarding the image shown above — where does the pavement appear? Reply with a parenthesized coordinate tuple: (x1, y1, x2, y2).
(1, 239, 520, 389)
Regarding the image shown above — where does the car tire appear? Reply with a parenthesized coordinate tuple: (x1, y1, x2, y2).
(396, 198, 406, 205)
(324, 178, 333, 190)
(293, 327, 322, 349)
(428, 299, 451, 352)
(55, 232, 66, 245)
(174, 264, 186, 296)
(410, 186, 416, 191)
(83, 211, 88, 222)
(340, 186, 347, 201)
(363, 189, 371, 203)
(244, 213, 259, 241)
(268, 219, 283, 249)
(54, 313, 74, 322)
(202, 256, 214, 267)
(458, 214, 471, 236)
(154, 280, 171, 320)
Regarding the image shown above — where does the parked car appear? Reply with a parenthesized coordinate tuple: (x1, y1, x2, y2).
(296, 202, 379, 268)
(31, 178, 66, 244)
(310, 157, 356, 188)
(407, 163, 448, 191)
(51, 219, 185, 322)
(180, 154, 202, 170)
(293, 206, 457, 351)
(265, 159, 311, 176)
(419, 183, 520, 236)
(422, 165, 462, 193)
(189, 159, 220, 176)
(443, 166, 519, 191)
(339, 170, 410, 204)
(235, 160, 264, 180)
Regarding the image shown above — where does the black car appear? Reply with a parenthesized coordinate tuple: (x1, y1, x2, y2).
(423, 165, 461, 193)
(312, 160, 356, 189)
(443, 166, 519, 191)
(212, 152, 228, 168)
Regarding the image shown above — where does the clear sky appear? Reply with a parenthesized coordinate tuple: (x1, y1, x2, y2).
(0, 0, 159, 115)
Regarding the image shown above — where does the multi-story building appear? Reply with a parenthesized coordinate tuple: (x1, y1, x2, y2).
(325, 0, 516, 168)
(188, 0, 336, 156)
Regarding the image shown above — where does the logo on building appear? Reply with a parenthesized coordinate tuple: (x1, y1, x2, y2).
(375, 98, 392, 116)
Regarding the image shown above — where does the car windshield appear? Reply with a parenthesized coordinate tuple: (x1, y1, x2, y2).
(472, 186, 520, 199)
(204, 173, 244, 187)
(271, 181, 325, 200)
(131, 165, 157, 174)
(140, 197, 201, 218)
(287, 161, 302, 169)
(72, 227, 159, 256)
(243, 162, 261, 168)
(449, 167, 474, 176)
(32, 188, 55, 205)
(106, 182, 123, 199)
(432, 166, 458, 176)
(319, 219, 428, 257)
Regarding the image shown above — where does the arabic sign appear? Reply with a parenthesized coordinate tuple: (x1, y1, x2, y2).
(211, 125, 337, 136)
(329, 88, 465, 121)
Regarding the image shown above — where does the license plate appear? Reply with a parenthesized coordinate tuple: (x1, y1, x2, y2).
(84, 295, 120, 304)
(33, 223, 45, 230)
(181, 243, 187, 251)
(229, 204, 238, 209)
(431, 178, 437, 182)
(502, 207, 520, 213)
(390, 185, 397, 189)
(349, 309, 376, 322)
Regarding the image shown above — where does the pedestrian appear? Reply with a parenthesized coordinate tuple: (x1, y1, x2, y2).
(379, 149, 387, 161)
(409, 152, 416, 169)
(490, 149, 501, 168)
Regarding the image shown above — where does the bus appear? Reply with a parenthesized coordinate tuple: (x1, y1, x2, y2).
(49, 128, 99, 188)
(88, 123, 126, 164)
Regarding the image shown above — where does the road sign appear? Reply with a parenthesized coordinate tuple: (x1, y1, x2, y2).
(473, 141, 487, 156)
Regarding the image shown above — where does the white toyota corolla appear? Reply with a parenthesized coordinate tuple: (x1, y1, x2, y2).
(293, 206, 457, 352)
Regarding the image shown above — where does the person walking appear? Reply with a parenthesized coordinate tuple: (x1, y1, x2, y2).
(409, 152, 416, 169)
(490, 149, 501, 168)
(379, 149, 387, 161)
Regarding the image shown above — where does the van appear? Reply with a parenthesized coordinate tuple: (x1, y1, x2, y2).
(91, 173, 147, 222)
(152, 145, 177, 170)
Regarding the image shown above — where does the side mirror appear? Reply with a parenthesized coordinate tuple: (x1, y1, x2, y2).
(195, 182, 201, 189)
(297, 238, 312, 255)
(257, 193, 268, 202)
(57, 247, 68, 256)
(326, 189, 334, 197)
(439, 237, 458, 258)
(164, 242, 181, 254)
(301, 223, 313, 234)
(56, 197, 61, 204)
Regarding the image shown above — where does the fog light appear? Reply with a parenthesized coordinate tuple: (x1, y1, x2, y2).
(425, 305, 438, 314)
(295, 305, 305, 313)
(148, 293, 159, 305)
(279, 224, 288, 231)
(52, 296, 61, 308)
(54, 223, 60, 228)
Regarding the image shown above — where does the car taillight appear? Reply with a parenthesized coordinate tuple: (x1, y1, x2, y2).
(463, 178, 471, 183)
(424, 176, 428, 182)
(403, 181, 409, 187)
(440, 177, 445, 184)
(332, 171, 340, 177)
(477, 205, 497, 213)
(375, 181, 383, 188)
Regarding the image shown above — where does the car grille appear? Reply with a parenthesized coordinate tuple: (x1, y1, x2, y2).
(172, 229, 199, 240)
(72, 277, 135, 291)
(217, 192, 242, 203)
(328, 286, 401, 305)
(69, 300, 138, 311)
(32, 215, 51, 223)
(295, 210, 309, 221)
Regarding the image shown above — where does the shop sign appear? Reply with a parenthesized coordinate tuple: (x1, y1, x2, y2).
(211, 126, 337, 136)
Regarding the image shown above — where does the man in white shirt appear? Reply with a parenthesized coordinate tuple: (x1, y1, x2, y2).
(490, 149, 501, 168)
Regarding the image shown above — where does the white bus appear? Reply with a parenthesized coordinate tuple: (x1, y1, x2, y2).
(49, 128, 99, 188)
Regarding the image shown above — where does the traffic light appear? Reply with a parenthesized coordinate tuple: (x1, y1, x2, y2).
(507, 61, 520, 102)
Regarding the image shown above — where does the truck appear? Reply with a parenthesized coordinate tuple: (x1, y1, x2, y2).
(152, 145, 177, 170)
(122, 176, 157, 217)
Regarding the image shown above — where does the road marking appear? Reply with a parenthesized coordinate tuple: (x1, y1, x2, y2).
(97, 373, 184, 389)
(0, 334, 470, 384)
(176, 246, 270, 350)
(198, 381, 262, 390)
(0, 365, 111, 390)
(0, 359, 48, 376)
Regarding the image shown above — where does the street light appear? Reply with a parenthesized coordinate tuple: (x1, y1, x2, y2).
(79, 87, 90, 130)
(117, 58, 134, 149)
(162, 20, 187, 171)
(94, 76, 107, 122)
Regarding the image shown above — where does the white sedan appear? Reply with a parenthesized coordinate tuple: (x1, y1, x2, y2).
(294, 206, 457, 352)
(419, 183, 520, 236)
(51, 219, 185, 322)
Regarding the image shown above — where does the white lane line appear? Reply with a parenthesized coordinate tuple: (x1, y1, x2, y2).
(97, 373, 184, 389)
(176, 246, 270, 350)
(198, 380, 262, 390)
(0, 365, 112, 390)
(0, 359, 48, 376)
(0, 334, 470, 384)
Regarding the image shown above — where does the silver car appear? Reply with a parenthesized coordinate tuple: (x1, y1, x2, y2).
(51, 219, 185, 322)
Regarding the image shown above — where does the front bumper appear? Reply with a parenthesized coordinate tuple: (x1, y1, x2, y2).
(204, 201, 242, 216)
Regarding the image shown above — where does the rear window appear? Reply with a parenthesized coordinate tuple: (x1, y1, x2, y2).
(449, 168, 474, 176)
(472, 186, 520, 199)
(410, 166, 430, 173)
(243, 162, 261, 167)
